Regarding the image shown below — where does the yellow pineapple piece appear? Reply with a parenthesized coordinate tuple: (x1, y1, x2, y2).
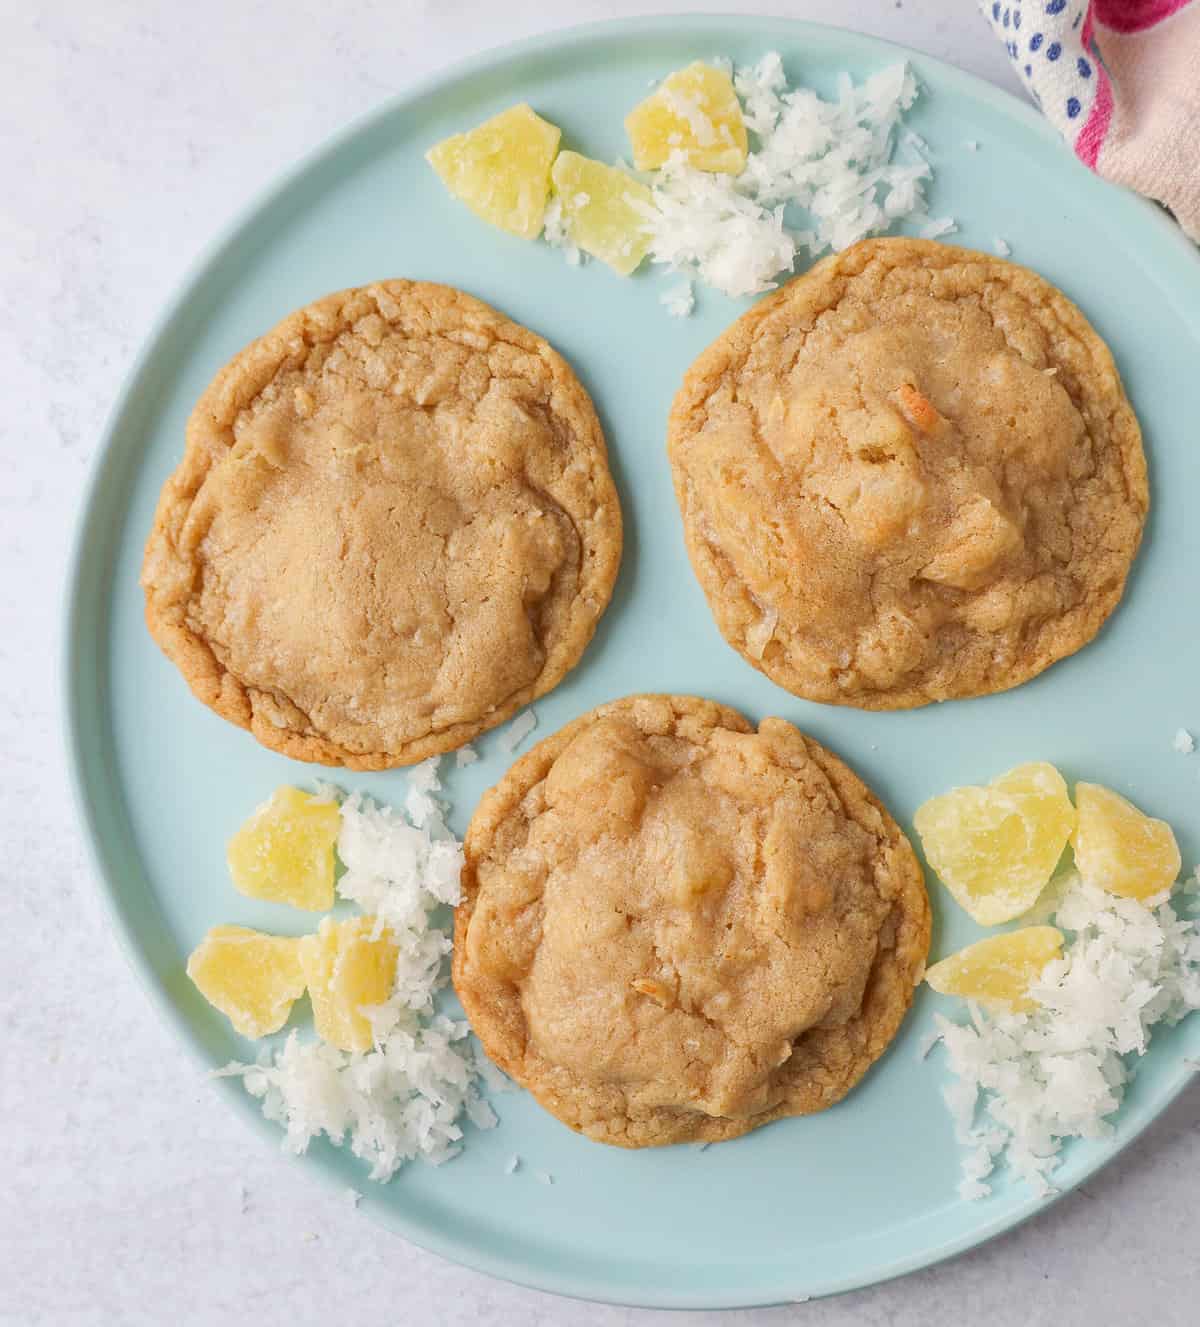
(625, 62, 748, 174)
(298, 917, 398, 1053)
(226, 787, 340, 912)
(1073, 783, 1181, 900)
(426, 103, 561, 240)
(186, 925, 306, 1039)
(913, 762, 1075, 924)
(550, 151, 654, 276)
(925, 926, 1064, 1012)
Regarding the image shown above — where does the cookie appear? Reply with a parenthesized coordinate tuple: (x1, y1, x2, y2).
(453, 694, 930, 1147)
(667, 238, 1148, 709)
(141, 281, 622, 769)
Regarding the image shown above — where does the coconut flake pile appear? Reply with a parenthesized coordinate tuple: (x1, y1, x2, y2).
(632, 53, 948, 300)
(217, 759, 498, 1182)
(930, 873, 1200, 1200)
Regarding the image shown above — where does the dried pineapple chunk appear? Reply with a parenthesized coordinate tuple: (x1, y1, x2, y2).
(298, 917, 398, 1053)
(426, 103, 561, 239)
(550, 150, 654, 275)
(186, 925, 306, 1039)
(625, 62, 748, 174)
(913, 762, 1075, 924)
(925, 926, 1064, 1012)
(1073, 783, 1181, 900)
(227, 787, 340, 912)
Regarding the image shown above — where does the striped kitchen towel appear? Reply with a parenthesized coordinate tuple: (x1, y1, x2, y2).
(980, 1, 1200, 239)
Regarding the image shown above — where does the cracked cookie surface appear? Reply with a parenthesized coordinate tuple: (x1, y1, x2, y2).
(668, 238, 1148, 709)
(141, 281, 621, 768)
(453, 694, 930, 1146)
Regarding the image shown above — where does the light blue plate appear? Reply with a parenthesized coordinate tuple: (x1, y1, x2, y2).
(65, 15, 1200, 1310)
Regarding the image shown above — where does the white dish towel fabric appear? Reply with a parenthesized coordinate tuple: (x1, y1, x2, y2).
(980, 1, 1200, 239)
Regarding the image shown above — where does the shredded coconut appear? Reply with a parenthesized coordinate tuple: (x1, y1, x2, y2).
(634, 54, 941, 299)
(930, 872, 1200, 1199)
(917, 216, 958, 240)
(501, 709, 538, 752)
(632, 163, 793, 299)
(660, 279, 696, 318)
(216, 763, 497, 1182)
(1172, 728, 1195, 754)
(993, 236, 1012, 257)
(472, 1043, 516, 1096)
(965, 139, 980, 152)
(505, 1153, 521, 1175)
(542, 196, 582, 266)
(455, 743, 479, 768)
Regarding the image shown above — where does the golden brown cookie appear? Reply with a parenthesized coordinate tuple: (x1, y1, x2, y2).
(667, 238, 1148, 709)
(454, 694, 929, 1147)
(141, 281, 622, 769)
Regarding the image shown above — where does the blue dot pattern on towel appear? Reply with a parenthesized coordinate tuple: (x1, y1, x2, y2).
(979, 0, 1102, 158)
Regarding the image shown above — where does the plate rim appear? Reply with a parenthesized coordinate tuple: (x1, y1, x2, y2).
(62, 12, 1200, 1310)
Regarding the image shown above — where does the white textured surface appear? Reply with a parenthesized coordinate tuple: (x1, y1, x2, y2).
(2, 2, 1197, 1323)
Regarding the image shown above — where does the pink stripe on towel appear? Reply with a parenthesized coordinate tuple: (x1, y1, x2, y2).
(1075, 66, 1114, 169)
(1075, 3, 1114, 169)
